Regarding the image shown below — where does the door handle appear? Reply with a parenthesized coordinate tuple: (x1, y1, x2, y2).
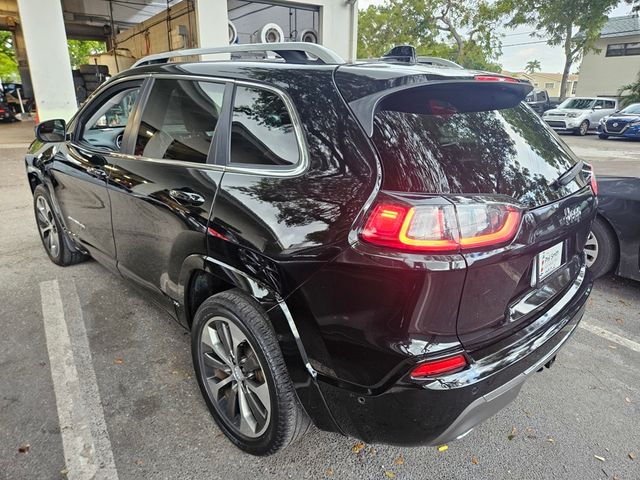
(87, 166, 107, 178)
(169, 189, 205, 206)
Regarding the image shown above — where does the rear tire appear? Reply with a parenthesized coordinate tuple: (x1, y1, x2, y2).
(191, 290, 310, 455)
(575, 120, 589, 136)
(585, 216, 618, 279)
(33, 186, 87, 266)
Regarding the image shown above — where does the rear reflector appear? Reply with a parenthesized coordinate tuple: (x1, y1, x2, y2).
(590, 170, 598, 196)
(361, 200, 521, 253)
(411, 354, 467, 378)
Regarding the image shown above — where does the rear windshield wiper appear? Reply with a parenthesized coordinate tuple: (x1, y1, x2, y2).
(553, 160, 583, 189)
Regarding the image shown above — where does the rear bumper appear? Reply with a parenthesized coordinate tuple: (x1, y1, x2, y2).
(317, 266, 592, 446)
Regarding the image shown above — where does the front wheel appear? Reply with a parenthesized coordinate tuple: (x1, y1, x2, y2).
(33, 185, 87, 266)
(575, 120, 589, 136)
(191, 290, 310, 455)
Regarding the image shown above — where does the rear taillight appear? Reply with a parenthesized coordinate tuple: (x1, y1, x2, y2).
(361, 200, 521, 253)
(590, 170, 598, 196)
(474, 75, 519, 83)
(410, 354, 467, 378)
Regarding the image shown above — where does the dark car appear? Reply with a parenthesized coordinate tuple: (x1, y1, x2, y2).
(25, 43, 596, 455)
(586, 176, 640, 281)
(525, 88, 555, 115)
(597, 103, 640, 140)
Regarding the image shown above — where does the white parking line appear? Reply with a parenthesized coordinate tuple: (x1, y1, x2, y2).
(40, 280, 119, 480)
(580, 321, 640, 354)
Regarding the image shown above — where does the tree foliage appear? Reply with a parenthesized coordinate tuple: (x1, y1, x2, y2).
(67, 40, 106, 69)
(358, 0, 508, 72)
(0, 31, 19, 82)
(619, 72, 640, 107)
(500, 0, 618, 100)
(525, 59, 541, 74)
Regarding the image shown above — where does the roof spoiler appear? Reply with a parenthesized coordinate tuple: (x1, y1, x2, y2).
(349, 78, 533, 137)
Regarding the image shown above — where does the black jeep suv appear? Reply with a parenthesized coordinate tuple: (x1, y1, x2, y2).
(26, 43, 596, 455)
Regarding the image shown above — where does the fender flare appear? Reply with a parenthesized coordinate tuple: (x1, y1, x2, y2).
(176, 253, 341, 433)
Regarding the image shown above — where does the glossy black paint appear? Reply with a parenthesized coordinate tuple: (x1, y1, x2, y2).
(596, 176, 640, 281)
(25, 59, 596, 446)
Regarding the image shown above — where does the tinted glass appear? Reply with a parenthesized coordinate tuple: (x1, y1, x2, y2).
(372, 102, 581, 207)
(230, 86, 299, 166)
(558, 98, 594, 109)
(79, 87, 139, 152)
(620, 103, 640, 114)
(135, 79, 225, 163)
(606, 44, 624, 56)
(626, 42, 640, 55)
(604, 100, 616, 109)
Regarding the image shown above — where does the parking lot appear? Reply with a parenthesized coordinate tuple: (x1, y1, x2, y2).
(1, 121, 639, 480)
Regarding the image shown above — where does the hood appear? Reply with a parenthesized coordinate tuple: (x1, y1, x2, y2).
(606, 113, 640, 121)
(544, 108, 589, 116)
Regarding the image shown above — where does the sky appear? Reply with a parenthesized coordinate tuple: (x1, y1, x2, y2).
(357, 1, 636, 73)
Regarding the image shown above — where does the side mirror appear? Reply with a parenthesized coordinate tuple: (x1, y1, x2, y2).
(35, 119, 66, 143)
(593, 105, 602, 110)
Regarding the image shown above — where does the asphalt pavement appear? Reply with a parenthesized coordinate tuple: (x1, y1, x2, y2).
(1, 121, 639, 480)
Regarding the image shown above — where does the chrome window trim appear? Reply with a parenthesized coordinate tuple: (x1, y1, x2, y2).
(225, 80, 309, 178)
(74, 74, 309, 177)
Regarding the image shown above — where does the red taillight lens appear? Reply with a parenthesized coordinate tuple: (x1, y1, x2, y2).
(411, 354, 467, 378)
(590, 170, 598, 196)
(360, 201, 521, 252)
(474, 75, 519, 83)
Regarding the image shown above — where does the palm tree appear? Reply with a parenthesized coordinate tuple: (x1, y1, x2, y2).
(619, 71, 640, 107)
(525, 59, 541, 74)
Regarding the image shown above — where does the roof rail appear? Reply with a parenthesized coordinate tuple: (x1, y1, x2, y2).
(132, 42, 345, 68)
(416, 56, 464, 69)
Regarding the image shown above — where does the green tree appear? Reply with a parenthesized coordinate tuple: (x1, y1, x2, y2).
(500, 0, 618, 100)
(67, 40, 106, 69)
(619, 72, 640, 107)
(524, 59, 541, 73)
(0, 31, 19, 82)
(358, 0, 507, 71)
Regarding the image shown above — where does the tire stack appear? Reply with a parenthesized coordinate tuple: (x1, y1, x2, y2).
(72, 64, 109, 104)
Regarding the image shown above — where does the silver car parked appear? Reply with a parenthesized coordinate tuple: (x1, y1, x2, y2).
(542, 97, 618, 135)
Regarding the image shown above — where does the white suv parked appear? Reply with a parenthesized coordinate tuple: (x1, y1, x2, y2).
(542, 97, 618, 135)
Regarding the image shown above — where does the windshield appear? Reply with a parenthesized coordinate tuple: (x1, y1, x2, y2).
(620, 103, 640, 115)
(558, 98, 595, 110)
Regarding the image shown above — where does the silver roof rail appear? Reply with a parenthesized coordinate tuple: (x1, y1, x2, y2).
(132, 42, 345, 68)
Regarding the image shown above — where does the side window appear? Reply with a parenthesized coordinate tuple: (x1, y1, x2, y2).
(230, 86, 299, 167)
(594, 99, 604, 108)
(135, 79, 225, 164)
(604, 100, 616, 109)
(78, 86, 140, 152)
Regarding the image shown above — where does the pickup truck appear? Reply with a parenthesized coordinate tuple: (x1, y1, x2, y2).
(526, 89, 556, 115)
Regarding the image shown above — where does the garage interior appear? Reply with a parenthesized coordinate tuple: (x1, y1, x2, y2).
(0, 0, 357, 120)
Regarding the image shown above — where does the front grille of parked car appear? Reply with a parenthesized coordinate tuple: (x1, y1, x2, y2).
(547, 113, 565, 117)
(546, 120, 566, 128)
(605, 119, 628, 133)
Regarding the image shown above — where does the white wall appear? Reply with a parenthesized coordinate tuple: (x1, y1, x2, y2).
(576, 35, 640, 97)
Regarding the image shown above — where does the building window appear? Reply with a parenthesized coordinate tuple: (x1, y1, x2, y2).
(571, 81, 577, 94)
(544, 82, 555, 89)
(606, 42, 640, 57)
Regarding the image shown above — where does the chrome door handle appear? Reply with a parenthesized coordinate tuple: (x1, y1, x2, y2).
(87, 166, 107, 178)
(169, 189, 205, 206)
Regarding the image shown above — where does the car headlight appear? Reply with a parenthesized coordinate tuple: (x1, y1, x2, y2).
(630, 121, 640, 127)
(566, 113, 578, 118)
(599, 117, 607, 124)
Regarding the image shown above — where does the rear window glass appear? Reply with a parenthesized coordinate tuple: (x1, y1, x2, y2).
(372, 102, 582, 206)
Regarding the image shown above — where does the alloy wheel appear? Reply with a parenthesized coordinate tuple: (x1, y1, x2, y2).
(580, 121, 589, 136)
(199, 316, 271, 438)
(584, 231, 599, 267)
(35, 195, 60, 259)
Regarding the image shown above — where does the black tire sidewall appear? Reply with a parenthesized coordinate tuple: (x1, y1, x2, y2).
(191, 294, 286, 455)
(588, 217, 618, 279)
